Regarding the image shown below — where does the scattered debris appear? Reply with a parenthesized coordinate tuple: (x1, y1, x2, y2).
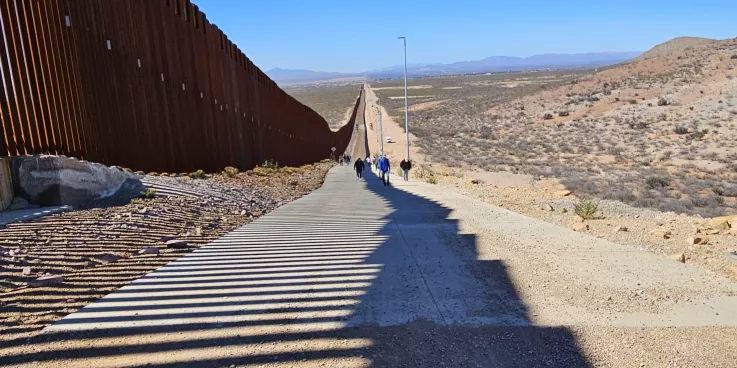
(160, 235, 177, 242)
(92, 253, 119, 264)
(686, 236, 710, 246)
(651, 229, 672, 239)
(138, 247, 160, 255)
(28, 275, 64, 287)
(165, 239, 188, 249)
(572, 223, 588, 232)
(672, 253, 686, 263)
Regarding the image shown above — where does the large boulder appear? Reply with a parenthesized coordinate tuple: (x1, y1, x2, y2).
(10, 155, 142, 207)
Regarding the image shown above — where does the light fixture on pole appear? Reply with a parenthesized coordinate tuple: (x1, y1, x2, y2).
(397, 36, 409, 161)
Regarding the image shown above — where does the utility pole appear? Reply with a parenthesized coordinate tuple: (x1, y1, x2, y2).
(378, 106, 384, 156)
(397, 36, 409, 161)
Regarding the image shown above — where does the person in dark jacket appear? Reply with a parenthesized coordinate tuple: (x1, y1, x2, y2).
(354, 158, 365, 179)
(378, 155, 391, 186)
(400, 158, 412, 181)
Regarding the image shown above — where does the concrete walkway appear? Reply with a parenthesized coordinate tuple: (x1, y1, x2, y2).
(23, 165, 737, 367)
(48, 167, 523, 331)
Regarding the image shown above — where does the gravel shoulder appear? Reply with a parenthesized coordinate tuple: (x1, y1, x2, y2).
(434, 174, 737, 282)
(391, 177, 737, 367)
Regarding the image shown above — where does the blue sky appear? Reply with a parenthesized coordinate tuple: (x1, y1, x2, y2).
(194, 0, 737, 73)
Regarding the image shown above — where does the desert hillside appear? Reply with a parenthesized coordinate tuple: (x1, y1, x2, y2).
(473, 37, 737, 217)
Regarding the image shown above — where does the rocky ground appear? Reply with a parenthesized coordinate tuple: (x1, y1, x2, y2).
(431, 172, 737, 282)
(0, 161, 333, 347)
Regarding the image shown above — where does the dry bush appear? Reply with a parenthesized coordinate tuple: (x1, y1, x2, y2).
(223, 166, 239, 177)
(574, 198, 599, 220)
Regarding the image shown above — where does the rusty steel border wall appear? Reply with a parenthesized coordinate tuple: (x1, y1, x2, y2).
(0, 0, 355, 173)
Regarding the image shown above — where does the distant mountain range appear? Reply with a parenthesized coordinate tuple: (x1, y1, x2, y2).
(267, 51, 642, 84)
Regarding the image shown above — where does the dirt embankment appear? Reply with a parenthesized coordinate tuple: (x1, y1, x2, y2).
(0, 161, 334, 346)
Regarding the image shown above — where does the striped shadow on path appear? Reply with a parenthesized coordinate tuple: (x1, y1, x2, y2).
(9, 167, 590, 367)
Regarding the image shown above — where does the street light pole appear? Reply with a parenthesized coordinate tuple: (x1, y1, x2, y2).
(398, 36, 409, 161)
(378, 107, 384, 156)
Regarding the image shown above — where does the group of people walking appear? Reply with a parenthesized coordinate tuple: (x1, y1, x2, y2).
(338, 154, 352, 166)
(349, 154, 412, 186)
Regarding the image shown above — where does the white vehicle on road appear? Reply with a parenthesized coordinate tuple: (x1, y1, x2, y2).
(386, 136, 392, 143)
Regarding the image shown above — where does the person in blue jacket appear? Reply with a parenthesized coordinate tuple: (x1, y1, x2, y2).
(378, 155, 391, 186)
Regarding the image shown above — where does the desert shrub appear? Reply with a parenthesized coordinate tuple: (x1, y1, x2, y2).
(542, 113, 554, 120)
(615, 97, 620, 102)
(657, 98, 669, 106)
(716, 196, 725, 205)
(142, 188, 157, 199)
(558, 111, 569, 117)
(690, 130, 706, 140)
(645, 176, 669, 189)
(657, 199, 690, 213)
(602, 188, 636, 203)
(674, 126, 689, 135)
(414, 164, 433, 179)
(262, 160, 279, 169)
(628, 121, 648, 129)
(731, 54, 737, 59)
(658, 113, 667, 121)
(714, 184, 737, 197)
(628, 99, 637, 104)
(426, 176, 438, 184)
(691, 196, 711, 207)
(561, 177, 598, 194)
(223, 166, 239, 177)
(574, 198, 599, 220)
(189, 169, 206, 179)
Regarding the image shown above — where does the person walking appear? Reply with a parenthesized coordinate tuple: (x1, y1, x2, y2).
(378, 155, 391, 186)
(339, 155, 344, 166)
(354, 158, 365, 180)
(400, 158, 412, 181)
